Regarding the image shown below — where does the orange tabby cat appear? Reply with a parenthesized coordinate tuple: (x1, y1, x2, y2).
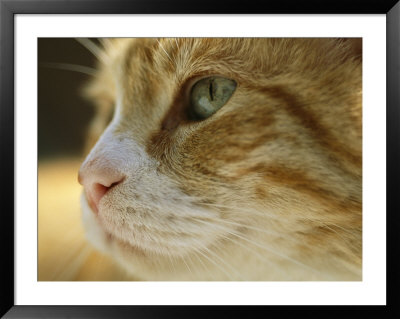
(78, 38, 362, 280)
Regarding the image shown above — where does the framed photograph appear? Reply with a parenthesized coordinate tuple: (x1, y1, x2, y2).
(1, 0, 398, 317)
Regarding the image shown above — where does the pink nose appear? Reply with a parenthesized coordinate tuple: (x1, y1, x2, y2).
(78, 163, 125, 214)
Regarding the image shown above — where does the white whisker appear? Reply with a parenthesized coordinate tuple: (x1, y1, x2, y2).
(40, 62, 97, 76)
(198, 202, 280, 221)
(193, 237, 242, 280)
(207, 242, 244, 280)
(75, 38, 108, 64)
(194, 218, 322, 276)
(180, 255, 193, 276)
(299, 215, 357, 240)
(219, 233, 287, 276)
(212, 218, 298, 243)
(191, 250, 218, 280)
(184, 252, 202, 278)
(99, 38, 112, 49)
(229, 231, 321, 275)
(156, 39, 174, 64)
(193, 247, 235, 281)
(166, 252, 177, 275)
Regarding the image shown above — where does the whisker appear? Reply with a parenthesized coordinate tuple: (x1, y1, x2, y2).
(169, 38, 180, 66)
(198, 202, 280, 221)
(75, 38, 108, 63)
(306, 221, 361, 259)
(40, 62, 97, 76)
(296, 215, 357, 241)
(191, 237, 240, 280)
(316, 223, 349, 242)
(166, 252, 177, 275)
(156, 39, 174, 64)
(180, 255, 194, 276)
(206, 242, 244, 280)
(198, 202, 355, 240)
(316, 220, 355, 235)
(211, 218, 298, 243)
(193, 247, 235, 281)
(219, 233, 287, 277)
(194, 218, 322, 276)
(229, 231, 322, 275)
(191, 250, 218, 280)
(99, 38, 112, 49)
(184, 252, 203, 278)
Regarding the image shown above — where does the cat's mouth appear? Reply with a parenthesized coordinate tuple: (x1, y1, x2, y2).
(82, 191, 112, 232)
(80, 192, 114, 253)
(85, 191, 99, 214)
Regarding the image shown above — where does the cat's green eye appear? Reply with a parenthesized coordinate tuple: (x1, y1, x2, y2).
(190, 76, 237, 120)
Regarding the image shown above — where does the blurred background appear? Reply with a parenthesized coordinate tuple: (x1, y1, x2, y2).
(39, 38, 94, 158)
(38, 38, 131, 280)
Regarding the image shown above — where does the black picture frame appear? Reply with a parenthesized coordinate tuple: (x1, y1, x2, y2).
(1, 0, 399, 317)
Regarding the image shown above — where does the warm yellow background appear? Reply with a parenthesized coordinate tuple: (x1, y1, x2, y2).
(38, 158, 133, 281)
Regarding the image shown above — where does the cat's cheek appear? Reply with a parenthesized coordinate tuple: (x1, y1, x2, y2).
(80, 192, 112, 254)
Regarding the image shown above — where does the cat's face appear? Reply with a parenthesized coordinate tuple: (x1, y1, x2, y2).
(79, 38, 362, 280)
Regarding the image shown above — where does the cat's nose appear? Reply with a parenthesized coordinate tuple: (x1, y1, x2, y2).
(78, 162, 125, 213)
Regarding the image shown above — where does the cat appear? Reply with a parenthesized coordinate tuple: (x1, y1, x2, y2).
(78, 38, 362, 281)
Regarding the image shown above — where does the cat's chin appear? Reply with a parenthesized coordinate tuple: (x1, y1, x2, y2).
(80, 192, 189, 280)
(81, 192, 169, 260)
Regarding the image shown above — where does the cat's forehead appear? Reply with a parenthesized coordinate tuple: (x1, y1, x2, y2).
(101, 37, 360, 80)
(108, 38, 263, 82)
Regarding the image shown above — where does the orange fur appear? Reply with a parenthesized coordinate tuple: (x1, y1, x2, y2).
(81, 38, 362, 280)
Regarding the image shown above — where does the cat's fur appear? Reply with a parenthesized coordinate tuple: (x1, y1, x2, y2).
(79, 38, 362, 280)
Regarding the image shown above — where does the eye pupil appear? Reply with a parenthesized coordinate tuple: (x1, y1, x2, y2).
(190, 76, 236, 120)
(209, 79, 214, 101)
